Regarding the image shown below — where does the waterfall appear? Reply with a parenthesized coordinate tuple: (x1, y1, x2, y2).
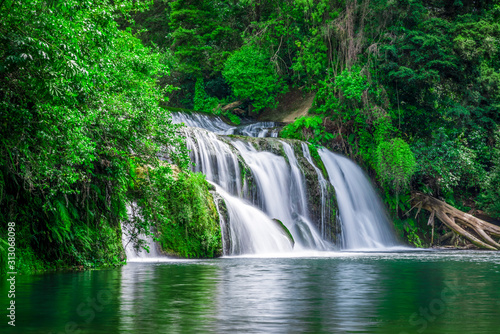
(122, 204, 166, 262)
(171, 111, 400, 254)
(180, 125, 330, 254)
(174, 111, 330, 253)
(232, 140, 328, 251)
(122, 231, 161, 262)
(318, 149, 399, 250)
(214, 185, 293, 254)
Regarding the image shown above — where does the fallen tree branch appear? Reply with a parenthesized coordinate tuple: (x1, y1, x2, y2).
(439, 231, 454, 243)
(221, 101, 242, 111)
(412, 192, 500, 250)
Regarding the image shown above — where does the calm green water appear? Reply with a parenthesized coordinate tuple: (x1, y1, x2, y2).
(1, 250, 500, 334)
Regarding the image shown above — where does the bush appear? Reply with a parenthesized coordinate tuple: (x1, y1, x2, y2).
(412, 128, 484, 195)
(478, 130, 500, 218)
(376, 138, 416, 193)
(223, 44, 285, 112)
(136, 169, 222, 258)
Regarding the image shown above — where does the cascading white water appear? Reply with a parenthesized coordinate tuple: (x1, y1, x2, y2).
(214, 185, 293, 254)
(171, 110, 400, 253)
(281, 141, 308, 215)
(183, 127, 242, 195)
(171, 111, 236, 135)
(122, 205, 162, 261)
(318, 149, 399, 250)
(172, 111, 280, 137)
(230, 140, 328, 251)
(122, 230, 161, 261)
(235, 122, 280, 138)
(175, 115, 330, 253)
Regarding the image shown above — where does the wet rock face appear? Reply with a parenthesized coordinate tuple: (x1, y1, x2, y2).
(289, 141, 339, 243)
(211, 191, 231, 255)
(224, 136, 340, 243)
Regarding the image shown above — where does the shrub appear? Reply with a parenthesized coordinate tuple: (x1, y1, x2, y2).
(223, 44, 285, 112)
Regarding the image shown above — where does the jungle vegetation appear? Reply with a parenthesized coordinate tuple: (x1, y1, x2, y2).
(1, 0, 500, 273)
(0, 0, 221, 275)
(133, 0, 500, 247)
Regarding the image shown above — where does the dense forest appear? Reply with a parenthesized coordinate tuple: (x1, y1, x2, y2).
(1, 0, 500, 274)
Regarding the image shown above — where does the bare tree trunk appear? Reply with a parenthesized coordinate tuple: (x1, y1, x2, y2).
(412, 192, 500, 250)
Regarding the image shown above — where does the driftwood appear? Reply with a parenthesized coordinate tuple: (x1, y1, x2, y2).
(221, 101, 242, 111)
(412, 192, 500, 250)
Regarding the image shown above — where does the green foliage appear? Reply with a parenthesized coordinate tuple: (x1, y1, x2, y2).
(394, 217, 424, 248)
(194, 77, 220, 113)
(0, 0, 188, 273)
(376, 138, 416, 193)
(412, 128, 484, 195)
(477, 129, 500, 218)
(223, 112, 241, 125)
(169, 0, 242, 75)
(223, 44, 285, 112)
(334, 66, 369, 102)
(136, 170, 222, 258)
(280, 116, 333, 145)
(193, 77, 241, 124)
(313, 75, 339, 115)
(308, 143, 328, 178)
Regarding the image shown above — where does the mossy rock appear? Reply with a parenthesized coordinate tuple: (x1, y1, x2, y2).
(272, 219, 295, 247)
(211, 190, 231, 255)
(156, 172, 223, 258)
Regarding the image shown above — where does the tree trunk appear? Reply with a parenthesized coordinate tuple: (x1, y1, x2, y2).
(411, 192, 500, 250)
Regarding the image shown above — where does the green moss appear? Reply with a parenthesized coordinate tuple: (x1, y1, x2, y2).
(238, 158, 254, 191)
(156, 172, 222, 258)
(308, 144, 328, 179)
(272, 219, 295, 247)
(1, 218, 125, 276)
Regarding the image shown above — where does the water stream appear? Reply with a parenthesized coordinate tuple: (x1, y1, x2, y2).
(319, 148, 400, 250)
(126, 111, 401, 259)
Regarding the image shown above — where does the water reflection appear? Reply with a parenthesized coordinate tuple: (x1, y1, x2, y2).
(1, 251, 499, 333)
(118, 263, 220, 333)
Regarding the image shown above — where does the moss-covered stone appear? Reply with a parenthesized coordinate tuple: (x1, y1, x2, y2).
(272, 219, 295, 247)
(156, 172, 223, 258)
(211, 190, 231, 255)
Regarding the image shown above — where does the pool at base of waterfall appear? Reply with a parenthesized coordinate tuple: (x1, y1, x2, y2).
(3, 250, 500, 334)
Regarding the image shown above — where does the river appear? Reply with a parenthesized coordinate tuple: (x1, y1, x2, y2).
(2, 250, 499, 333)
